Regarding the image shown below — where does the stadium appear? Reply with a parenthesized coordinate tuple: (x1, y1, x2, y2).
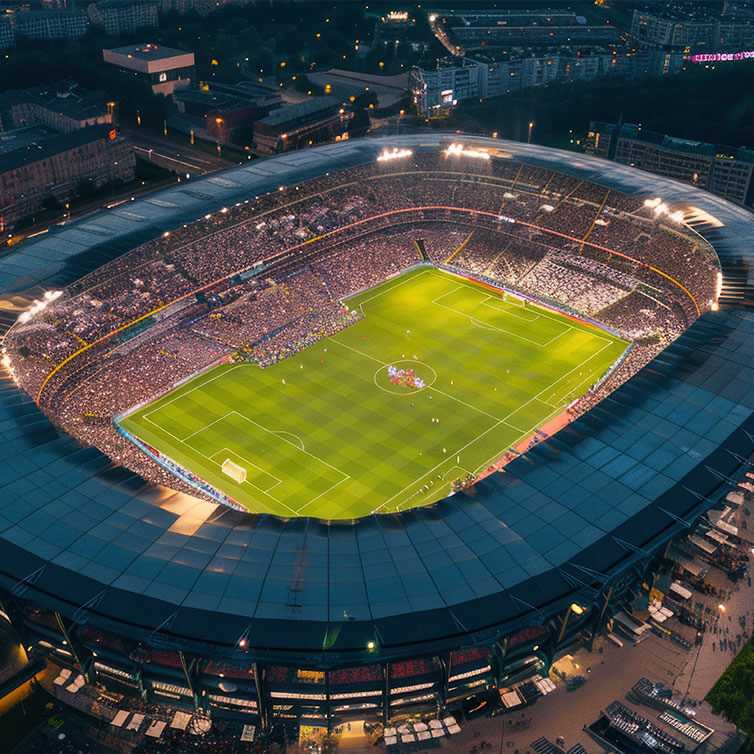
(0, 134, 752, 736)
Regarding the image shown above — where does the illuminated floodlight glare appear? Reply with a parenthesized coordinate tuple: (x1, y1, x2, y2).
(716, 271, 723, 300)
(376, 147, 413, 162)
(1, 351, 19, 386)
(443, 143, 490, 160)
(16, 290, 63, 326)
(653, 202, 668, 216)
(644, 197, 685, 224)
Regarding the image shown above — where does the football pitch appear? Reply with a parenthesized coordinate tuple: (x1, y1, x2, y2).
(120, 267, 628, 519)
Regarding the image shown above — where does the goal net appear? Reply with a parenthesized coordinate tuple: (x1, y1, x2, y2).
(504, 291, 526, 307)
(222, 458, 247, 483)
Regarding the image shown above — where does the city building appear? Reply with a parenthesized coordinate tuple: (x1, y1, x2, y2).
(630, 8, 754, 51)
(0, 82, 115, 134)
(93, 0, 159, 35)
(8, 7, 87, 40)
(253, 97, 349, 154)
(103, 43, 195, 96)
(0, 14, 15, 49)
(586, 121, 754, 207)
(0, 124, 134, 231)
(437, 8, 623, 49)
(173, 81, 281, 144)
(159, 0, 216, 16)
(409, 49, 683, 116)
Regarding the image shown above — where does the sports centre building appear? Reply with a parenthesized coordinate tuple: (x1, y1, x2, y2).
(1, 134, 754, 729)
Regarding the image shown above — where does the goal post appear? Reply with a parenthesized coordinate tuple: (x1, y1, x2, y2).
(222, 458, 247, 483)
(504, 291, 526, 307)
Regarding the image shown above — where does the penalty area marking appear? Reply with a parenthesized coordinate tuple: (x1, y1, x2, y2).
(141, 363, 245, 423)
(272, 430, 305, 450)
(210, 447, 282, 493)
(479, 294, 539, 323)
(225, 409, 350, 495)
(431, 288, 567, 348)
(145, 408, 350, 516)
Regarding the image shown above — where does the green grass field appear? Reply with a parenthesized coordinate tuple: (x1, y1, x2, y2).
(120, 268, 628, 519)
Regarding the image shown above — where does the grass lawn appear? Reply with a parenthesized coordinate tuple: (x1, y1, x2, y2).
(120, 267, 628, 519)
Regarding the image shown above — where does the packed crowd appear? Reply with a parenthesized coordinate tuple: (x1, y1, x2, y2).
(3, 151, 720, 502)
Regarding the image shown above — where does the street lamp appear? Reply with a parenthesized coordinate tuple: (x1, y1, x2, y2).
(527, 121, 534, 143)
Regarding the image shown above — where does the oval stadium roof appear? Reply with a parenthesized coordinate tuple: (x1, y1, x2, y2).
(1, 134, 753, 663)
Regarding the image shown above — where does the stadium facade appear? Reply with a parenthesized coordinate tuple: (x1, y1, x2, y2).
(1, 134, 753, 728)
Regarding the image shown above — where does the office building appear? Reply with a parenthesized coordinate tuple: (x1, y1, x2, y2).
(103, 43, 195, 96)
(586, 121, 754, 207)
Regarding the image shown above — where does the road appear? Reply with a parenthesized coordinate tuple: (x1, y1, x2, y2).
(124, 128, 237, 175)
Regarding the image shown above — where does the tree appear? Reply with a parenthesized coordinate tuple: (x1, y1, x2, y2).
(707, 641, 754, 742)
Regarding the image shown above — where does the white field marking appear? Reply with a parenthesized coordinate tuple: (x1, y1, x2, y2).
(272, 430, 305, 450)
(377, 337, 625, 511)
(469, 318, 499, 332)
(397, 464, 475, 511)
(441, 465, 475, 481)
(294, 476, 350, 515)
(346, 267, 428, 316)
(226, 411, 349, 482)
(373, 418, 508, 513)
(432, 292, 565, 348)
(372, 360, 438, 395)
(430, 285, 462, 307)
(537, 340, 614, 407)
(430, 386, 501, 423)
(474, 402, 571, 476)
(142, 362, 245, 422)
(501, 340, 617, 434)
(435, 283, 616, 351)
(198, 412, 348, 515)
(335, 340, 501, 423)
(333, 303, 619, 511)
(210, 447, 283, 491)
(435, 266, 616, 344)
(336, 271, 625, 512)
(138, 414, 298, 516)
(479, 294, 539, 323)
(142, 414, 185, 446)
(182, 410, 234, 442)
(329, 335, 382, 364)
(195, 444, 298, 516)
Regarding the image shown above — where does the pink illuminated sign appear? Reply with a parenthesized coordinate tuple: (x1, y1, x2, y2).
(690, 50, 754, 62)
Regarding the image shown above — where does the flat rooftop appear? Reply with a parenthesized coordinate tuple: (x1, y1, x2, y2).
(103, 43, 190, 61)
(0, 125, 113, 174)
(0, 82, 111, 121)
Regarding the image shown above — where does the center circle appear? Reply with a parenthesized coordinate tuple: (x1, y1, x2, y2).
(373, 359, 437, 395)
